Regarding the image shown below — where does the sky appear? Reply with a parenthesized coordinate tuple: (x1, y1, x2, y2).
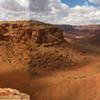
(62, 0, 86, 7)
(0, 0, 100, 25)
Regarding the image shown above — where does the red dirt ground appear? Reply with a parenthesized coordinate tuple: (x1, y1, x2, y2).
(0, 56, 100, 100)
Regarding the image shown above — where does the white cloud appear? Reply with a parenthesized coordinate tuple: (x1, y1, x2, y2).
(58, 5, 100, 25)
(0, 0, 29, 20)
(88, 0, 100, 4)
(17, 0, 29, 7)
(0, 0, 99, 25)
(30, 0, 69, 16)
(30, 0, 69, 23)
(0, 0, 29, 11)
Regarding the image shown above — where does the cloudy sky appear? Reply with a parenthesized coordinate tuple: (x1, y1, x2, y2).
(0, 0, 100, 25)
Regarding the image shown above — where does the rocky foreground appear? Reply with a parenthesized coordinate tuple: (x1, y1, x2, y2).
(0, 88, 30, 100)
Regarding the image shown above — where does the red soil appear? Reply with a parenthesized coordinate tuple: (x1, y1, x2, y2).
(0, 57, 100, 100)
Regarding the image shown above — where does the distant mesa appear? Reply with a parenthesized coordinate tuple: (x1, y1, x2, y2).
(57, 24, 100, 38)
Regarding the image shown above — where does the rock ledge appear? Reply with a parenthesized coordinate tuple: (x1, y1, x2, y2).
(0, 88, 30, 100)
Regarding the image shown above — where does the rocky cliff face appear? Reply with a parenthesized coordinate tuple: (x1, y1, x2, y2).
(0, 21, 64, 45)
(32, 28, 64, 45)
(0, 88, 30, 100)
(0, 21, 83, 73)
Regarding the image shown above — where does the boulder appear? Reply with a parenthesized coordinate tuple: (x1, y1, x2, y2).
(0, 88, 30, 100)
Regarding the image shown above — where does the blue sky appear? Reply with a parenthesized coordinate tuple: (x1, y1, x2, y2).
(62, 0, 86, 7)
(0, 0, 100, 25)
(62, 0, 100, 7)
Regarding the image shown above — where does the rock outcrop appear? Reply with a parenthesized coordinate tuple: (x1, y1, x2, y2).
(32, 28, 64, 45)
(0, 88, 30, 100)
(0, 21, 64, 45)
(0, 21, 83, 72)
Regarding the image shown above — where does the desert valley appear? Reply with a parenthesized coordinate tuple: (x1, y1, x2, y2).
(0, 20, 100, 100)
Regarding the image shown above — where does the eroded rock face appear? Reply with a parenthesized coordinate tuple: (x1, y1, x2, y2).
(0, 88, 30, 100)
(0, 21, 65, 45)
(32, 28, 64, 45)
(12, 27, 32, 42)
(0, 21, 80, 72)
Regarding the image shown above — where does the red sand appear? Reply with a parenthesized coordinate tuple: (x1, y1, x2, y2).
(0, 57, 100, 100)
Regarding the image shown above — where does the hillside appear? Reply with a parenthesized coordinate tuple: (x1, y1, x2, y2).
(84, 32, 100, 46)
(0, 20, 100, 100)
(56, 24, 100, 55)
(0, 20, 86, 74)
(57, 24, 100, 38)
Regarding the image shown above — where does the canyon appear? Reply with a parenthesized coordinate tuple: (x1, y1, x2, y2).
(0, 20, 100, 100)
